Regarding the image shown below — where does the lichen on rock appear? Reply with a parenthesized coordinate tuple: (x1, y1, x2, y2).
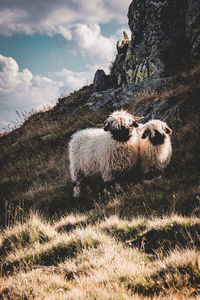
(126, 0, 190, 83)
(92, 0, 200, 101)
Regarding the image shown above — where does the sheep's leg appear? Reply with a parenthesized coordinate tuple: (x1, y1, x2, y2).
(143, 170, 162, 184)
(115, 182, 123, 192)
(103, 180, 115, 194)
(104, 181, 124, 193)
(71, 171, 83, 198)
(86, 183, 92, 194)
(102, 171, 115, 194)
(72, 181, 81, 198)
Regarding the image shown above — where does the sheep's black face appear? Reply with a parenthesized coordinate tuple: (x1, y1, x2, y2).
(110, 126, 131, 142)
(104, 120, 138, 142)
(142, 129, 165, 146)
(150, 130, 165, 145)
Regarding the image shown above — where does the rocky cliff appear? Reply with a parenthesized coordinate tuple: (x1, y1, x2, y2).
(88, 0, 200, 124)
(110, 0, 200, 86)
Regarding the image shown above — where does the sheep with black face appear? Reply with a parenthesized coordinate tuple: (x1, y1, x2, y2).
(68, 110, 142, 197)
(139, 119, 172, 180)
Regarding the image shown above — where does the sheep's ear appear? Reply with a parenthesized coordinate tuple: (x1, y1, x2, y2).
(131, 121, 139, 128)
(142, 129, 150, 139)
(165, 126, 172, 135)
(104, 122, 110, 131)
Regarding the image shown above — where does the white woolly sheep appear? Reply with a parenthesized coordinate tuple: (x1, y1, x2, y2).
(68, 110, 143, 197)
(139, 119, 172, 180)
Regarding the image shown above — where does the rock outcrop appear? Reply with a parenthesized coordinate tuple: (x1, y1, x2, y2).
(52, 0, 200, 126)
(85, 66, 200, 123)
(110, 31, 130, 87)
(110, 0, 200, 86)
(93, 69, 112, 92)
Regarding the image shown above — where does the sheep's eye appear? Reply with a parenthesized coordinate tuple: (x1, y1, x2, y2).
(104, 122, 110, 131)
(142, 129, 150, 139)
(154, 129, 160, 136)
(131, 121, 138, 128)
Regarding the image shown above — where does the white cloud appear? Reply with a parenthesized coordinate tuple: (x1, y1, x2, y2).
(0, 1, 131, 79)
(59, 23, 131, 69)
(70, 24, 116, 64)
(0, 8, 30, 36)
(52, 68, 92, 92)
(0, 55, 33, 92)
(0, 0, 132, 37)
(0, 54, 95, 131)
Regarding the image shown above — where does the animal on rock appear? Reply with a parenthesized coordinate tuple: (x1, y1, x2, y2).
(139, 119, 172, 180)
(68, 110, 143, 197)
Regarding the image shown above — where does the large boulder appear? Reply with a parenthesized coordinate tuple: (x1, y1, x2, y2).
(125, 0, 200, 83)
(93, 69, 112, 92)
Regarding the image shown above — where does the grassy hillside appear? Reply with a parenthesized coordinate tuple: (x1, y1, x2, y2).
(1, 214, 200, 299)
(0, 66, 200, 299)
(0, 67, 199, 225)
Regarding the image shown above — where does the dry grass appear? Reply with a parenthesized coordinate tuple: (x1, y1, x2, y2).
(127, 65, 200, 113)
(1, 214, 200, 299)
(0, 214, 56, 258)
(0, 269, 69, 300)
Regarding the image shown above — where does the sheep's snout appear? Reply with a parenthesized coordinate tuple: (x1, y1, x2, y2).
(142, 129, 165, 146)
(150, 130, 165, 146)
(104, 120, 138, 142)
(110, 126, 131, 142)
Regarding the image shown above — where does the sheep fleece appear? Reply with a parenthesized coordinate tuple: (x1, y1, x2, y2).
(139, 120, 172, 174)
(69, 127, 140, 183)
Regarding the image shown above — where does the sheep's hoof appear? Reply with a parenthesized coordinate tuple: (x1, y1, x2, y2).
(144, 175, 162, 184)
(103, 187, 108, 194)
(73, 186, 81, 198)
(73, 193, 80, 198)
(103, 187, 113, 197)
(115, 183, 123, 192)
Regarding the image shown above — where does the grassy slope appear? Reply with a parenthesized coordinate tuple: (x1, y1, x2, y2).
(0, 67, 200, 299)
(1, 214, 200, 299)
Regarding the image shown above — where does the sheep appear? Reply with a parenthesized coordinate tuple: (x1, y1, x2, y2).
(68, 110, 143, 197)
(139, 119, 172, 180)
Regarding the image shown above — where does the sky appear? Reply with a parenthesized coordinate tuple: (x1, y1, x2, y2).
(0, 0, 132, 132)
